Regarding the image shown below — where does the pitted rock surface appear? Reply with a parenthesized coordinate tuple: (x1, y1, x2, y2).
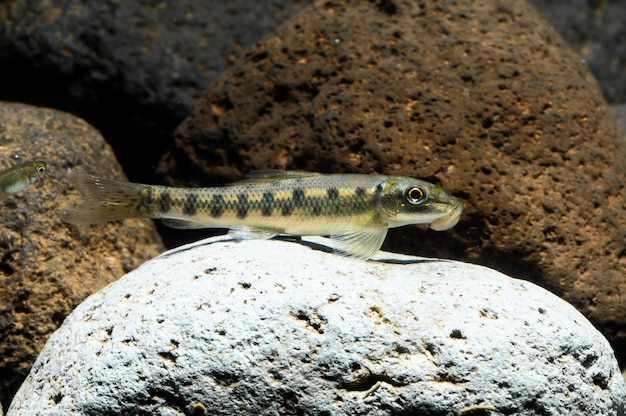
(7, 237, 625, 415)
(0, 102, 164, 409)
(166, 0, 626, 362)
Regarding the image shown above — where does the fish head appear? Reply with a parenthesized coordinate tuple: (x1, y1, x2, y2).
(382, 177, 463, 230)
(27, 160, 47, 183)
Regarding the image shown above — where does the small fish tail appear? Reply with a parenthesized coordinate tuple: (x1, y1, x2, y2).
(63, 174, 145, 224)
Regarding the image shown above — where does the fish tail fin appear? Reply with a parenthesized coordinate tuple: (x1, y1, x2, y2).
(63, 174, 146, 224)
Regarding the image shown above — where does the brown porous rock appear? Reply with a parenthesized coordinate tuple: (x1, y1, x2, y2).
(0, 102, 164, 408)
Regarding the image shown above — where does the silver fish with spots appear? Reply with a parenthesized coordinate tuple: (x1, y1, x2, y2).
(0, 160, 47, 199)
(63, 170, 463, 259)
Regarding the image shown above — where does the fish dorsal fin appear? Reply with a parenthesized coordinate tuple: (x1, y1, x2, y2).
(330, 224, 388, 261)
(228, 226, 279, 240)
(246, 170, 321, 180)
(230, 170, 322, 185)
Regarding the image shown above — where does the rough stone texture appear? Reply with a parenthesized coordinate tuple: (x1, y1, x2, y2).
(0, 102, 164, 409)
(165, 0, 626, 364)
(7, 237, 625, 415)
(528, 0, 626, 103)
(0, 0, 314, 181)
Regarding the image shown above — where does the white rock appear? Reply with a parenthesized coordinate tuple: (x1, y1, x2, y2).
(8, 237, 626, 415)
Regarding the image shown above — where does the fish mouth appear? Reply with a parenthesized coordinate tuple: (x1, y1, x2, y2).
(430, 199, 463, 231)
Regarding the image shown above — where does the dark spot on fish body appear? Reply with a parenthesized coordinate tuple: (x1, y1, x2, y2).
(327, 187, 339, 200)
(158, 191, 171, 213)
(237, 194, 249, 219)
(210, 194, 225, 218)
(183, 194, 198, 215)
(281, 203, 293, 216)
(293, 189, 305, 205)
(312, 204, 322, 216)
(375, 183, 384, 193)
(355, 187, 366, 197)
(136, 190, 149, 215)
(261, 192, 274, 216)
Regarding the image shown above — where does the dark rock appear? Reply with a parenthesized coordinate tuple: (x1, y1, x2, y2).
(529, 0, 626, 103)
(0, 0, 313, 181)
(0, 102, 164, 409)
(166, 0, 626, 364)
(613, 104, 626, 135)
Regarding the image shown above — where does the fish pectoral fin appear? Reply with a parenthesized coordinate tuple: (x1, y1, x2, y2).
(330, 225, 388, 260)
(161, 219, 212, 229)
(230, 170, 321, 185)
(228, 226, 279, 240)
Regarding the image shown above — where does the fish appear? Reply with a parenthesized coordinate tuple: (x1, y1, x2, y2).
(0, 160, 47, 199)
(63, 170, 463, 260)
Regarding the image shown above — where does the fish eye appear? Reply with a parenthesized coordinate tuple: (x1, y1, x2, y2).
(36, 165, 45, 173)
(406, 186, 427, 205)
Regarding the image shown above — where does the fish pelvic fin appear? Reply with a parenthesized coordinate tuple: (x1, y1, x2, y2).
(63, 174, 145, 224)
(331, 224, 389, 260)
(162, 219, 216, 229)
(228, 226, 279, 240)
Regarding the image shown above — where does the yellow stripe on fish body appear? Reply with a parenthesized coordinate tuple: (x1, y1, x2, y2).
(64, 171, 463, 260)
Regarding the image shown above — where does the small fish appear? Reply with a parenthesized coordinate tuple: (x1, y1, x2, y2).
(0, 160, 47, 199)
(64, 171, 463, 259)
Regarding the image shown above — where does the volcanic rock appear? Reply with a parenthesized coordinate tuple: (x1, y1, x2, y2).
(0, 102, 164, 409)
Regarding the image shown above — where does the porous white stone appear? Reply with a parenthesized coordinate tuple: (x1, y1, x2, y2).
(8, 237, 626, 415)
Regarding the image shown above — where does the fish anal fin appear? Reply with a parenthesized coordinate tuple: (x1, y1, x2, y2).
(331, 225, 388, 260)
(228, 226, 279, 240)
